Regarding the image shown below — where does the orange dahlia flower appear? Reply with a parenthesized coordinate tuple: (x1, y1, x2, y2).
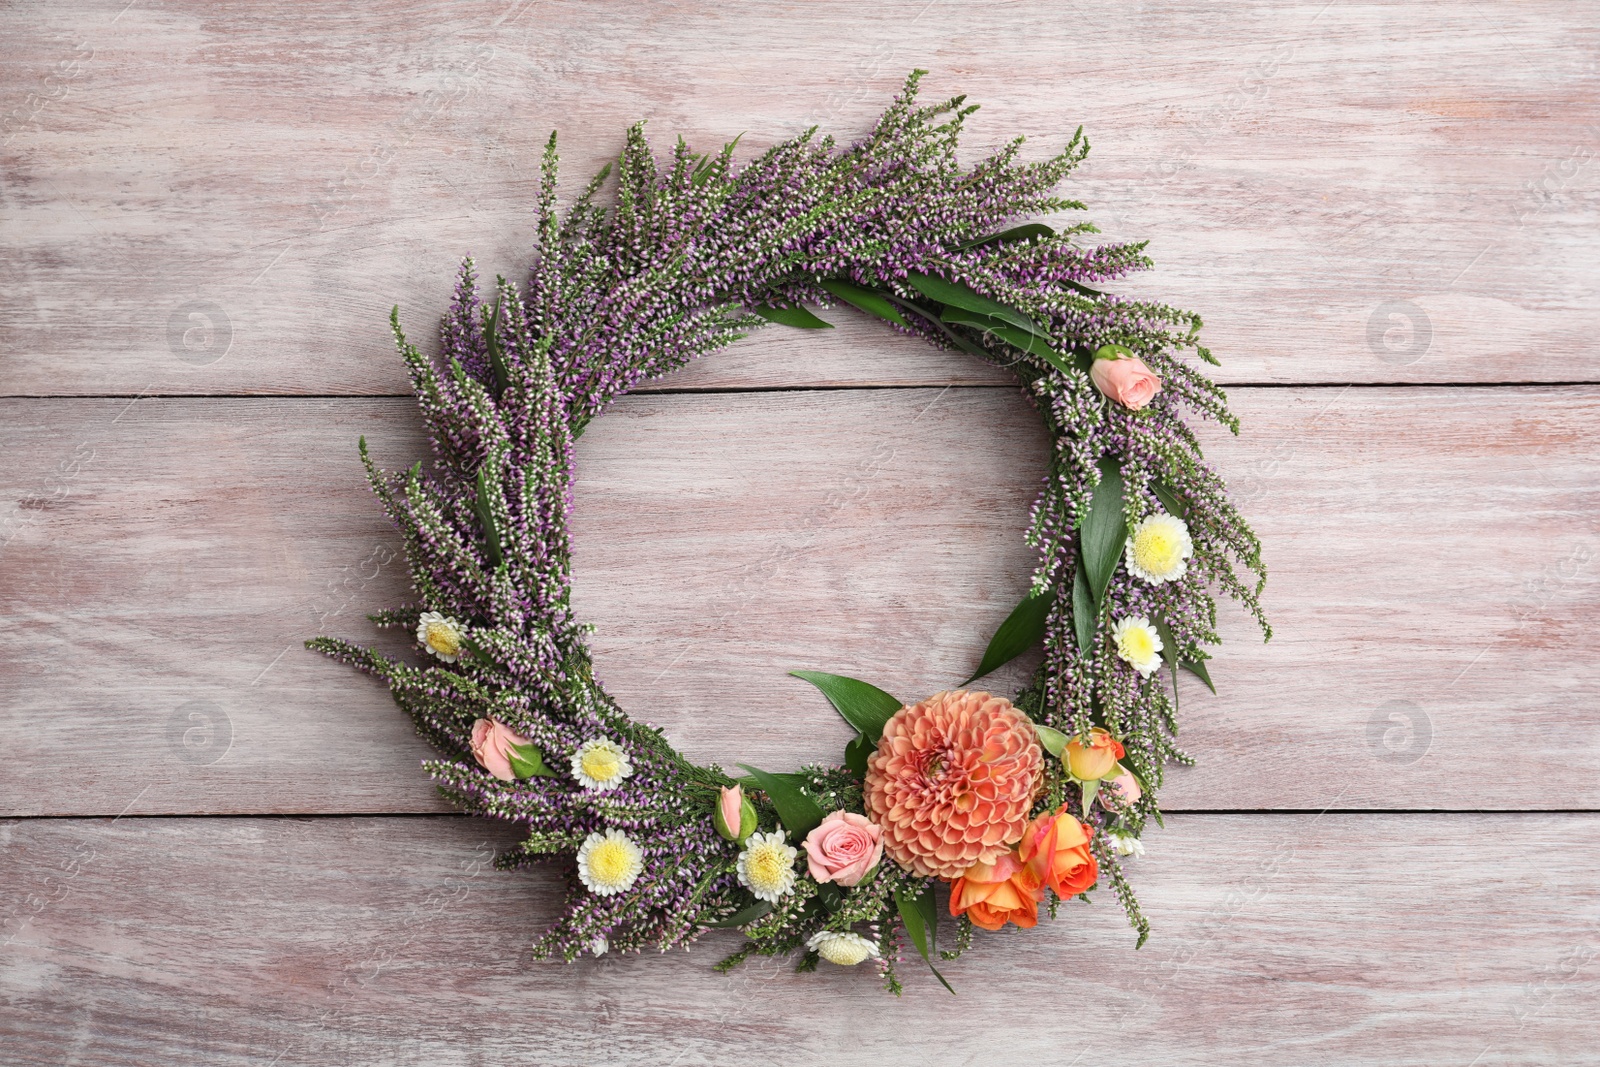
(865, 690, 1043, 879)
(948, 851, 1043, 931)
(1017, 805, 1098, 899)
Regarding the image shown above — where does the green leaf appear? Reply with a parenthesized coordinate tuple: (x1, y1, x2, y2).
(474, 465, 504, 568)
(1154, 619, 1179, 670)
(1071, 556, 1095, 653)
(1079, 776, 1100, 819)
(737, 763, 826, 840)
(896, 884, 956, 995)
(1093, 343, 1136, 362)
(1152, 479, 1187, 519)
(819, 279, 907, 327)
(506, 741, 556, 779)
(964, 591, 1054, 684)
(485, 294, 510, 398)
(1034, 723, 1069, 758)
(754, 304, 833, 329)
(789, 670, 902, 744)
(1080, 457, 1127, 603)
(904, 271, 1041, 337)
(940, 308, 1077, 378)
(1154, 619, 1181, 714)
(958, 223, 1054, 250)
(817, 883, 844, 913)
(1182, 657, 1217, 694)
(703, 901, 772, 928)
(888, 298, 989, 357)
(844, 732, 871, 777)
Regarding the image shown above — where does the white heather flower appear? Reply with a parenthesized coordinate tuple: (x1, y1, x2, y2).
(576, 829, 643, 896)
(1125, 513, 1194, 584)
(590, 936, 609, 957)
(416, 610, 466, 663)
(737, 830, 798, 903)
(1113, 616, 1164, 678)
(807, 930, 880, 966)
(1107, 831, 1146, 859)
(571, 738, 633, 792)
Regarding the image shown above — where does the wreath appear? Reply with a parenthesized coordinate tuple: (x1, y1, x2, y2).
(310, 71, 1268, 994)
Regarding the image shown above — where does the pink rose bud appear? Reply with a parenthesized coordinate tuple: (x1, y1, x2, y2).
(1090, 346, 1162, 411)
(1107, 772, 1143, 806)
(802, 810, 885, 887)
(713, 784, 757, 843)
(470, 718, 531, 781)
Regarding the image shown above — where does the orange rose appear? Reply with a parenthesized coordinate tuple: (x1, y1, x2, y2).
(948, 852, 1043, 931)
(1018, 806, 1099, 899)
(1064, 728, 1124, 781)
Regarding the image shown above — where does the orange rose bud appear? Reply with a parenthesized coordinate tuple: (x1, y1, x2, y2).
(948, 851, 1043, 931)
(1017, 805, 1099, 899)
(1064, 728, 1125, 781)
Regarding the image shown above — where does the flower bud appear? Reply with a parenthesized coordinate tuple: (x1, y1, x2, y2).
(714, 784, 757, 843)
(1089, 346, 1161, 410)
(1107, 771, 1142, 806)
(1064, 728, 1125, 782)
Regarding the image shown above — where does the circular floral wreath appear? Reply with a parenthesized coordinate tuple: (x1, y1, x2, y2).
(311, 72, 1268, 995)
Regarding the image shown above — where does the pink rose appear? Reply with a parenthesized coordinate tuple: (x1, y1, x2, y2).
(1107, 772, 1142, 806)
(1090, 354, 1161, 411)
(802, 810, 884, 887)
(470, 718, 530, 781)
(718, 786, 744, 837)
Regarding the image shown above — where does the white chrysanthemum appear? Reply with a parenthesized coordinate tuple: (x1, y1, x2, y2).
(736, 830, 798, 903)
(1107, 831, 1146, 859)
(1125, 513, 1193, 584)
(576, 829, 643, 896)
(807, 930, 880, 966)
(416, 610, 466, 663)
(1113, 615, 1164, 678)
(571, 738, 633, 792)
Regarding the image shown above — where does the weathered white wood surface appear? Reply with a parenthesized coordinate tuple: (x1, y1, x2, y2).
(1, 814, 1596, 1066)
(3, 0, 1598, 395)
(1, 387, 1595, 815)
(4, 2, 1599, 1064)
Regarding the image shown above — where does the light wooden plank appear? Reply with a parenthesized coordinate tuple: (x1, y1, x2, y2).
(2, 1, 1597, 395)
(0, 387, 1594, 815)
(1, 813, 1595, 1066)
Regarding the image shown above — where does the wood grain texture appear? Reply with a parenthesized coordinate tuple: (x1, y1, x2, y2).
(1, 387, 1595, 816)
(2, 814, 1596, 1066)
(3, 0, 1598, 396)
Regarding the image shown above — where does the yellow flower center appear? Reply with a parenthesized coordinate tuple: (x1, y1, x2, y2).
(1119, 626, 1156, 662)
(817, 936, 873, 966)
(1133, 526, 1182, 576)
(588, 839, 634, 885)
(581, 746, 622, 783)
(425, 620, 460, 656)
(746, 845, 790, 891)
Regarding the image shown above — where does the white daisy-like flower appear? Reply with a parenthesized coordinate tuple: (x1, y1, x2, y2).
(807, 930, 880, 966)
(570, 738, 633, 792)
(416, 610, 466, 663)
(1107, 831, 1146, 859)
(736, 830, 799, 903)
(576, 829, 643, 896)
(1112, 615, 1164, 678)
(1125, 513, 1194, 584)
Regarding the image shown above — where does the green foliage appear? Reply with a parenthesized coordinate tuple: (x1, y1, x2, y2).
(965, 590, 1054, 684)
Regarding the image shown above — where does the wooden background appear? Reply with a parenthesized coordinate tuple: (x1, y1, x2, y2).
(3, 1, 1598, 1063)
